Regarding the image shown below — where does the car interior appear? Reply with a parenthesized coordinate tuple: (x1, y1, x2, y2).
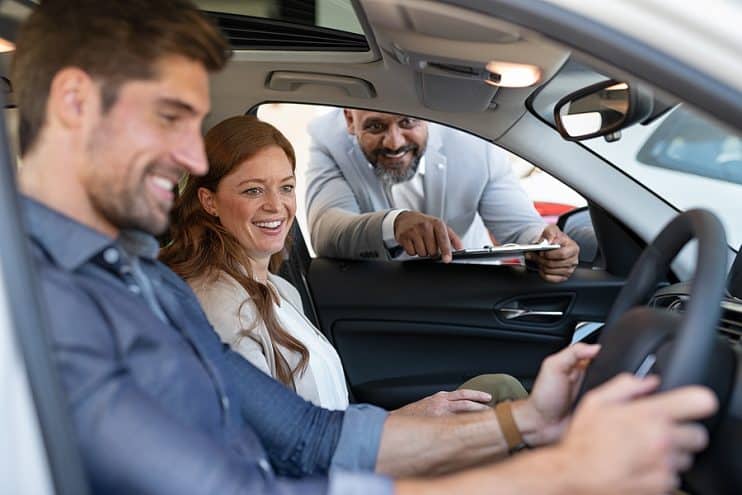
(0, 1, 740, 494)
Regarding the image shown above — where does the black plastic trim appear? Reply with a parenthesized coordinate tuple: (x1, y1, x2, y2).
(203, 11, 369, 52)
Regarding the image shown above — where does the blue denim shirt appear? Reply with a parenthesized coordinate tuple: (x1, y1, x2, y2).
(23, 197, 392, 495)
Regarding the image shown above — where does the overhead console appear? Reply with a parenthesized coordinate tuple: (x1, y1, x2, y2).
(360, 0, 568, 114)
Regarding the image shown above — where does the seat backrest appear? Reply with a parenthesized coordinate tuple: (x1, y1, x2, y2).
(277, 223, 321, 328)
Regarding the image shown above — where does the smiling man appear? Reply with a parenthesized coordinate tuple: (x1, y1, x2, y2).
(306, 109, 582, 281)
(13, 1, 717, 495)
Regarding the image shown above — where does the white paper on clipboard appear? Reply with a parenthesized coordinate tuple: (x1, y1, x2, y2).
(449, 240, 561, 259)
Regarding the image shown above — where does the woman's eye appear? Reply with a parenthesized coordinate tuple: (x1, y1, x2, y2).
(242, 187, 262, 196)
(281, 184, 295, 193)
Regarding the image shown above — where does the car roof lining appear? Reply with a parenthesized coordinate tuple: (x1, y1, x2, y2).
(207, 0, 570, 139)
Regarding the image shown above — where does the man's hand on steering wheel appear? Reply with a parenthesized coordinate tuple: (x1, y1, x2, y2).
(557, 374, 716, 494)
(510, 343, 601, 447)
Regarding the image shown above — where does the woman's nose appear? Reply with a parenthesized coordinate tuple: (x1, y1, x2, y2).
(262, 190, 281, 211)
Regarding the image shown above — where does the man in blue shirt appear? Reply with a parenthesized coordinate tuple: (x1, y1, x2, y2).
(13, 1, 717, 494)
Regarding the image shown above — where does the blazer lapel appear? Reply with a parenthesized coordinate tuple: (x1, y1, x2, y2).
(423, 126, 447, 219)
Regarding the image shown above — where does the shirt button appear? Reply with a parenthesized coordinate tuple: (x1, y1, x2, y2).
(103, 248, 120, 264)
(221, 396, 230, 411)
(128, 284, 141, 295)
(258, 458, 271, 473)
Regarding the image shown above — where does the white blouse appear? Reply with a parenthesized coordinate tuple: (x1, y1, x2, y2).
(191, 271, 349, 410)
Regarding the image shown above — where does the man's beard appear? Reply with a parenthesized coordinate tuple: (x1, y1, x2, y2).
(86, 161, 174, 236)
(366, 144, 425, 185)
(89, 175, 170, 236)
(85, 119, 173, 236)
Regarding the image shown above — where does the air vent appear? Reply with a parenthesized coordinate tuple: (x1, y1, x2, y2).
(651, 293, 688, 311)
(650, 294, 741, 342)
(203, 11, 369, 52)
(719, 300, 742, 342)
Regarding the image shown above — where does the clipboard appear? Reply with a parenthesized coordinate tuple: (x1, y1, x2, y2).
(420, 241, 560, 261)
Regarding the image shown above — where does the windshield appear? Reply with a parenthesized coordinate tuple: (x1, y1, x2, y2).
(533, 62, 742, 249)
(583, 106, 742, 248)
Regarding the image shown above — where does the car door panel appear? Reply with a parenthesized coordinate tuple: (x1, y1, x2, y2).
(308, 258, 625, 409)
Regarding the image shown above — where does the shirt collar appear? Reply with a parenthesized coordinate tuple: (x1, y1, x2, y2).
(22, 196, 159, 269)
(118, 229, 160, 261)
(417, 156, 427, 176)
(23, 196, 115, 271)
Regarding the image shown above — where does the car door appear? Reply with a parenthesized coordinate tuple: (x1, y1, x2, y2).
(305, 235, 627, 409)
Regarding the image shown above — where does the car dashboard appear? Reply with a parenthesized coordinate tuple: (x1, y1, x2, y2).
(649, 283, 741, 494)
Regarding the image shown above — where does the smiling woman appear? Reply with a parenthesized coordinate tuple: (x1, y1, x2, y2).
(160, 115, 312, 389)
(197, 144, 297, 272)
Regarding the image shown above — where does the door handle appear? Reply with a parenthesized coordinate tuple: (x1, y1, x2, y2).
(497, 308, 564, 320)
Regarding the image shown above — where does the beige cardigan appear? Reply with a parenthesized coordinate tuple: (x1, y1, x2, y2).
(190, 271, 346, 408)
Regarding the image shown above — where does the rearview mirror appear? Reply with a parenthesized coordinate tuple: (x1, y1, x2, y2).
(554, 80, 653, 140)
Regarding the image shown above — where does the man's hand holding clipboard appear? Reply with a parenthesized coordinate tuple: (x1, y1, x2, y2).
(525, 224, 580, 282)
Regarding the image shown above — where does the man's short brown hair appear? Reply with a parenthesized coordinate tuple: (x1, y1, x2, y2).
(11, 0, 231, 156)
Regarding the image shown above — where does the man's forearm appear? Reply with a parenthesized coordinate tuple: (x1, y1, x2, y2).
(376, 408, 506, 477)
(376, 400, 543, 477)
(393, 446, 574, 495)
(376, 399, 549, 477)
(309, 207, 389, 260)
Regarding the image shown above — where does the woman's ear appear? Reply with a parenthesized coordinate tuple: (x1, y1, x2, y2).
(197, 187, 218, 217)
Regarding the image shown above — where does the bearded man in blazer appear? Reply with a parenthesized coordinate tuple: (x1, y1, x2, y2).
(306, 108, 581, 282)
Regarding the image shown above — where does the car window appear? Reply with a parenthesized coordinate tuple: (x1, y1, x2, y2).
(636, 106, 742, 184)
(256, 103, 591, 263)
(579, 105, 742, 248)
(531, 60, 742, 250)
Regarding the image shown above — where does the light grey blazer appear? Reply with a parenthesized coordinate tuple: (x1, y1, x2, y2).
(305, 109, 545, 260)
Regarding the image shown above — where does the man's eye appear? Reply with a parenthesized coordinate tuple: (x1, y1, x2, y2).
(160, 113, 179, 124)
(365, 123, 385, 132)
(399, 118, 418, 129)
(281, 184, 295, 193)
(242, 187, 262, 196)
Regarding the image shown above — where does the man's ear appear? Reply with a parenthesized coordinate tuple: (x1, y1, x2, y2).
(197, 187, 218, 217)
(46, 67, 98, 131)
(343, 109, 357, 136)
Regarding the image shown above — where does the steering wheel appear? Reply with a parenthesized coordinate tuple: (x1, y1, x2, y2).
(578, 208, 727, 395)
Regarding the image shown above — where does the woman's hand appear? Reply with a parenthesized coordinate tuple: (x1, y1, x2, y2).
(391, 389, 492, 417)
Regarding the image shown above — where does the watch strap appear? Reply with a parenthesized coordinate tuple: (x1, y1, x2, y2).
(494, 400, 526, 453)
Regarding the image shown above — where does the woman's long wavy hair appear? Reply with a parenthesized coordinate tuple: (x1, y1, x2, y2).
(160, 115, 309, 387)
